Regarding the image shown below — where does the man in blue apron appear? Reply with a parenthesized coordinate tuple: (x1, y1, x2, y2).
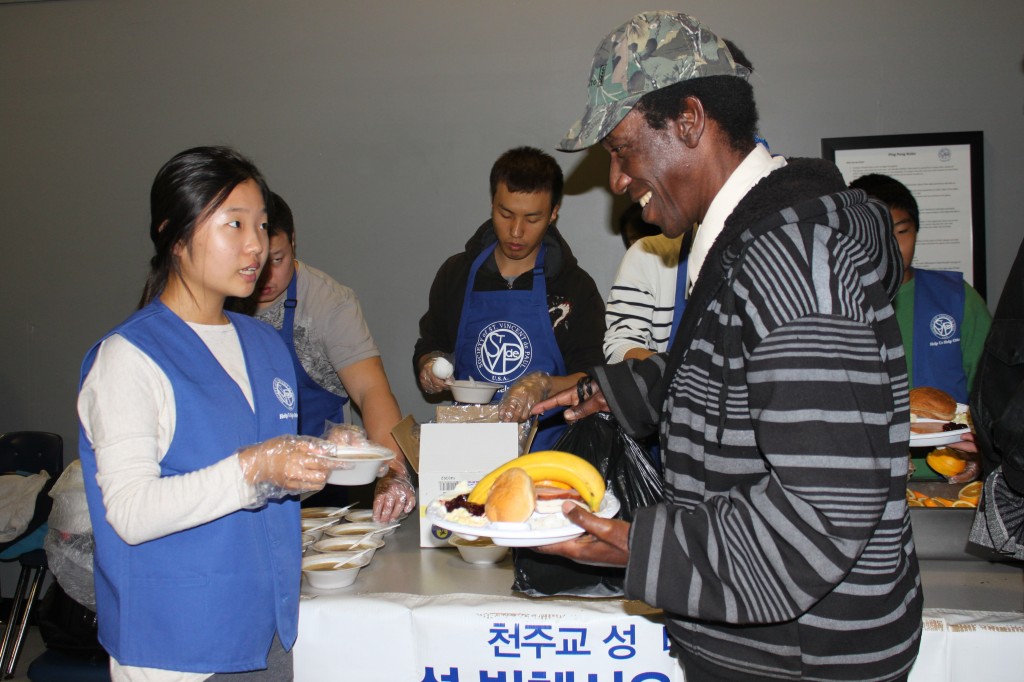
(414, 147, 606, 451)
(253, 194, 415, 519)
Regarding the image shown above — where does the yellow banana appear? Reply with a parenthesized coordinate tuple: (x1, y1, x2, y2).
(468, 450, 606, 511)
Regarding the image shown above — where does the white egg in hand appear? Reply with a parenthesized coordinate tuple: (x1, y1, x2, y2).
(432, 357, 454, 380)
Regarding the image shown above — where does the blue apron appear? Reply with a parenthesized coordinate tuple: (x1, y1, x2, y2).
(454, 242, 568, 451)
(667, 257, 689, 349)
(79, 301, 300, 672)
(912, 268, 967, 403)
(277, 270, 349, 437)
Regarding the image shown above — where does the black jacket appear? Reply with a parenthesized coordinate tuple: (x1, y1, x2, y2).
(972, 238, 1024, 493)
(413, 220, 606, 376)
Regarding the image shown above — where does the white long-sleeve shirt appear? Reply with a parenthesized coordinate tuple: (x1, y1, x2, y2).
(78, 322, 261, 682)
(603, 234, 683, 363)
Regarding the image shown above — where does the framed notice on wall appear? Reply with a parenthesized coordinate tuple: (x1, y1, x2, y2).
(821, 131, 985, 298)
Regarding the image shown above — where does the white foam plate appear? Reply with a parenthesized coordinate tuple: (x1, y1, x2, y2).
(910, 403, 970, 447)
(426, 491, 620, 548)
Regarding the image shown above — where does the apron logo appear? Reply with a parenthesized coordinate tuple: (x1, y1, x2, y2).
(930, 314, 957, 340)
(273, 377, 296, 411)
(475, 321, 533, 383)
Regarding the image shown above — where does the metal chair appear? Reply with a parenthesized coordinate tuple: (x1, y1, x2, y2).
(0, 431, 63, 679)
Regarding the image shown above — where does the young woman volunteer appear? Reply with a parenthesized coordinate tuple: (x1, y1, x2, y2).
(78, 146, 340, 680)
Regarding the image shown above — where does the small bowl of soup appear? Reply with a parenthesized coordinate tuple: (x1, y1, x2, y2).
(449, 536, 509, 565)
(323, 522, 391, 543)
(310, 535, 384, 561)
(301, 551, 370, 590)
(301, 507, 345, 519)
(449, 379, 501, 404)
(300, 516, 340, 541)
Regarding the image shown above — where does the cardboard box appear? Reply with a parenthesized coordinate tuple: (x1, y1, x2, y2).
(417, 422, 519, 548)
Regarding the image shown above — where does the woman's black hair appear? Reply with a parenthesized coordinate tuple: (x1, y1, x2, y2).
(138, 146, 270, 308)
(634, 39, 759, 155)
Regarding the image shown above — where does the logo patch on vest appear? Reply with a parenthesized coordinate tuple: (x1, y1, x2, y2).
(930, 313, 957, 341)
(475, 321, 533, 384)
(273, 377, 296, 411)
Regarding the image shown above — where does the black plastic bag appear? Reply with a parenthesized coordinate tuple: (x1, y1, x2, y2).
(513, 412, 665, 597)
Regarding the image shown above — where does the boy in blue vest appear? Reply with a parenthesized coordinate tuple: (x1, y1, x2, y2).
(851, 173, 991, 482)
(850, 173, 991, 402)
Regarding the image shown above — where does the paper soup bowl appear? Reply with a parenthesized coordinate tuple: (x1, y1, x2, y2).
(301, 507, 345, 519)
(311, 535, 384, 560)
(323, 445, 395, 486)
(300, 517, 339, 540)
(449, 380, 501, 404)
(301, 552, 370, 590)
(323, 522, 391, 543)
(449, 536, 509, 565)
(343, 509, 375, 524)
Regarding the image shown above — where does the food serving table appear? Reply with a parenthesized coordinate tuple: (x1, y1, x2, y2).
(295, 516, 1024, 681)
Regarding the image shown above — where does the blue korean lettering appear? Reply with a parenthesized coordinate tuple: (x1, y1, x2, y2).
(555, 627, 591, 655)
(521, 624, 556, 658)
(603, 624, 637, 659)
(421, 666, 459, 682)
(488, 622, 521, 658)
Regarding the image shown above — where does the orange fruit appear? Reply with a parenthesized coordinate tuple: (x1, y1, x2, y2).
(931, 497, 956, 507)
(926, 451, 967, 478)
(951, 500, 976, 508)
(923, 498, 942, 507)
(907, 498, 925, 507)
(958, 481, 983, 505)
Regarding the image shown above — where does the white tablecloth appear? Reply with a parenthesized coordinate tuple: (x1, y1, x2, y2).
(295, 520, 1024, 681)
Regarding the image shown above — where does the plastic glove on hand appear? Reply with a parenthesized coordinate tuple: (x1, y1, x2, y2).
(322, 422, 372, 447)
(418, 352, 455, 395)
(373, 469, 417, 523)
(237, 435, 345, 505)
(498, 372, 552, 423)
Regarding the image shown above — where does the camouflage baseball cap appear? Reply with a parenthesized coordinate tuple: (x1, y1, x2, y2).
(558, 11, 750, 152)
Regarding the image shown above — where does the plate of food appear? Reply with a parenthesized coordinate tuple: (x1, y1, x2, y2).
(909, 387, 970, 448)
(425, 450, 620, 548)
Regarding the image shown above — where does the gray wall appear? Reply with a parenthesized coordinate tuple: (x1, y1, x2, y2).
(2, 0, 1023, 456)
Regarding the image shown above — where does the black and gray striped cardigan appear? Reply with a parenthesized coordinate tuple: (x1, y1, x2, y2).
(596, 159, 923, 681)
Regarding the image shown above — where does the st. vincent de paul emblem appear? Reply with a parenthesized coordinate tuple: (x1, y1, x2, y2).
(475, 321, 533, 384)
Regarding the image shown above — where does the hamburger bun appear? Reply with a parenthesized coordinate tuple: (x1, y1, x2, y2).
(909, 386, 957, 421)
(485, 467, 536, 523)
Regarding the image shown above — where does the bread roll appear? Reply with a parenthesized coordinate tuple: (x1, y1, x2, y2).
(485, 467, 536, 523)
(909, 386, 957, 421)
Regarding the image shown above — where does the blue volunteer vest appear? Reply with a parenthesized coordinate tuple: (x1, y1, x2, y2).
(78, 300, 301, 673)
(912, 268, 968, 403)
(454, 242, 568, 451)
(277, 269, 349, 436)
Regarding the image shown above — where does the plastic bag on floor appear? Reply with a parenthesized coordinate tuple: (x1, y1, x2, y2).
(43, 460, 96, 610)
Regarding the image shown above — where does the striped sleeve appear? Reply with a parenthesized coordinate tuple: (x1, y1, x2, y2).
(626, 314, 894, 624)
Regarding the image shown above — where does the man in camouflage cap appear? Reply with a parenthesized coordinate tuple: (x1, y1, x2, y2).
(534, 11, 923, 681)
(559, 11, 749, 152)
